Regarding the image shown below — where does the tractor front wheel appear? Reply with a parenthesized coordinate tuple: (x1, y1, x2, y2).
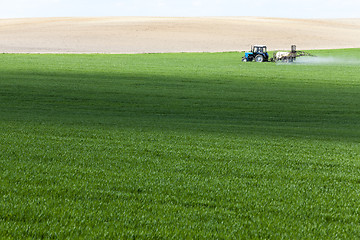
(255, 55, 264, 62)
(242, 58, 247, 62)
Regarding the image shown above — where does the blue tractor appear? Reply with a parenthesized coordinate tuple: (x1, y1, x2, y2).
(242, 45, 270, 62)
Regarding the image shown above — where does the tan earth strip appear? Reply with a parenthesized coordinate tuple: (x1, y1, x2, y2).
(1, 17, 360, 53)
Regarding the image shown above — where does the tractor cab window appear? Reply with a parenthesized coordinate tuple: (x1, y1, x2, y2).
(253, 46, 266, 53)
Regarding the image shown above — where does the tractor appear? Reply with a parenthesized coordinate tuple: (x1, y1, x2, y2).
(242, 45, 315, 63)
(242, 45, 269, 62)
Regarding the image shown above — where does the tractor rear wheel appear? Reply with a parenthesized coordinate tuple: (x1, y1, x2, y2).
(255, 55, 264, 62)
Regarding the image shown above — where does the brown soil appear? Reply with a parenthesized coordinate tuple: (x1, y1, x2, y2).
(1, 17, 360, 53)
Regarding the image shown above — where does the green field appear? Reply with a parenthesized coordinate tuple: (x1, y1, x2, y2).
(1, 49, 360, 239)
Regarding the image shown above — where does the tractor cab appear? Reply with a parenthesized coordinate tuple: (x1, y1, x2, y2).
(253, 45, 266, 53)
(242, 45, 269, 62)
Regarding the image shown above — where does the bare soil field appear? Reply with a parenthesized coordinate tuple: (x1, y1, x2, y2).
(1, 17, 360, 53)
